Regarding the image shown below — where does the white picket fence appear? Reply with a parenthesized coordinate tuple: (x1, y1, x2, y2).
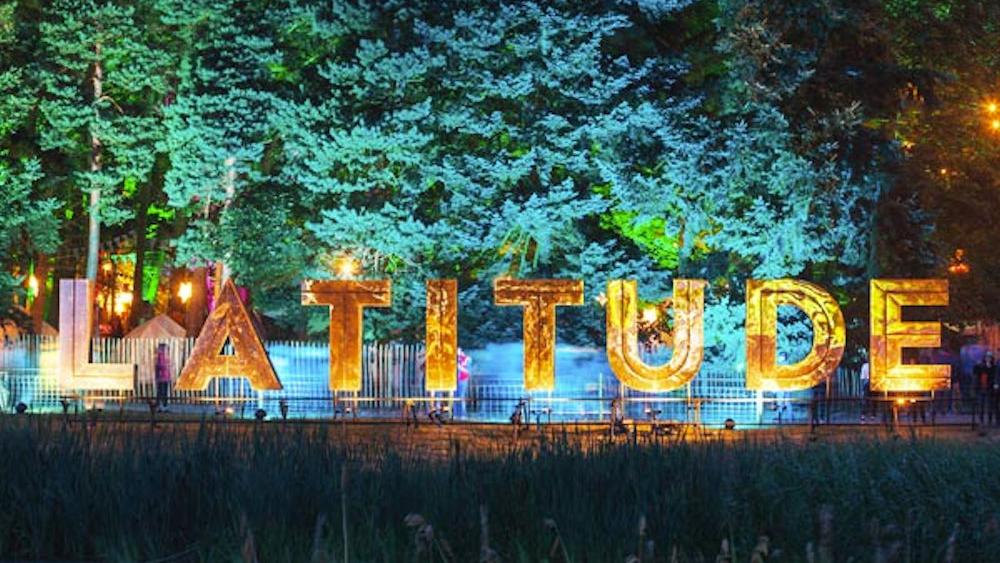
(0, 336, 432, 416)
(0, 335, 864, 422)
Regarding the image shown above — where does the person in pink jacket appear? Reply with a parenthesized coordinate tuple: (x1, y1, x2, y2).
(455, 348, 471, 418)
(155, 343, 172, 412)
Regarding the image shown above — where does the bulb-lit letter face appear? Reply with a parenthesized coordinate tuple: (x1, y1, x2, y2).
(176, 280, 281, 391)
(745, 279, 845, 391)
(58, 279, 135, 390)
(494, 279, 584, 391)
(301, 279, 392, 391)
(870, 279, 949, 392)
(605, 279, 706, 392)
(425, 280, 458, 391)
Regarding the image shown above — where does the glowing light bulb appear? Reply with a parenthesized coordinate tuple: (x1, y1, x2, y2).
(948, 248, 970, 275)
(113, 291, 133, 315)
(177, 281, 193, 304)
(336, 256, 360, 279)
(641, 306, 658, 324)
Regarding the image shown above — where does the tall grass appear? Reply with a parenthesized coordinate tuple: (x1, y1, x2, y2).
(0, 418, 998, 562)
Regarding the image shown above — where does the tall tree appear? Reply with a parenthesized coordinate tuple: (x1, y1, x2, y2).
(603, 0, 881, 365)
(158, 0, 299, 334)
(37, 0, 170, 286)
(0, 158, 60, 319)
(0, 1, 60, 323)
(877, 1, 1000, 322)
(270, 0, 701, 343)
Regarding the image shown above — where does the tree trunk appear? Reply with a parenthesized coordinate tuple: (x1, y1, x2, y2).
(128, 179, 153, 330)
(185, 266, 208, 337)
(866, 177, 882, 280)
(219, 157, 236, 288)
(30, 253, 49, 333)
(85, 44, 103, 284)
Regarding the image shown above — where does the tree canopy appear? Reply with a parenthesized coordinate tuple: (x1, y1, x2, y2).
(1, 0, 995, 364)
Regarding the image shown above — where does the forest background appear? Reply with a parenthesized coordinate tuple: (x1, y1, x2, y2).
(2, 0, 998, 369)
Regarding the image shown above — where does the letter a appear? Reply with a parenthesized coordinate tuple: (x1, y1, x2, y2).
(175, 279, 281, 391)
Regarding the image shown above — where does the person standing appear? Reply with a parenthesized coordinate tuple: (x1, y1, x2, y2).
(942, 348, 960, 414)
(990, 352, 1000, 426)
(960, 359, 973, 414)
(859, 359, 870, 422)
(155, 343, 172, 412)
(972, 353, 996, 425)
(454, 348, 471, 418)
(810, 379, 826, 426)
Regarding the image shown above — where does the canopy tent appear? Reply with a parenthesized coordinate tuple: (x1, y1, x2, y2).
(37, 321, 57, 337)
(125, 314, 186, 339)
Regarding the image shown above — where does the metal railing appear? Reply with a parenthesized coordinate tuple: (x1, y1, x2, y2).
(3, 335, 980, 427)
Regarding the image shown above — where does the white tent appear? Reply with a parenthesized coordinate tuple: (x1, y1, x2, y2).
(38, 321, 57, 337)
(125, 314, 186, 339)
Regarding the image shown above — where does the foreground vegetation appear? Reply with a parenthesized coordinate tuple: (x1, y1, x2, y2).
(0, 419, 997, 562)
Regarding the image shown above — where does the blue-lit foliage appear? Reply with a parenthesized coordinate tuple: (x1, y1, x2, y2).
(150, 0, 876, 365)
(0, 0, 887, 368)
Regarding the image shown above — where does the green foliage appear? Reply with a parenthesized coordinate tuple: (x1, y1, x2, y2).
(874, 1, 1000, 321)
(600, 211, 680, 269)
(0, 157, 60, 311)
(158, 0, 282, 211)
(36, 0, 172, 228)
(0, 68, 33, 139)
(2, 0, 965, 358)
(601, 1, 880, 365)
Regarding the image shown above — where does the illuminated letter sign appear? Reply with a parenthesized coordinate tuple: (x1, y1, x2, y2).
(54, 273, 957, 400)
(606, 279, 706, 392)
(301, 279, 392, 391)
(175, 279, 281, 391)
(870, 279, 949, 392)
(425, 279, 458, 391)
(745, 279, 845, 391)
(58, 279, 135, 390)
(494, 278, 584, 391)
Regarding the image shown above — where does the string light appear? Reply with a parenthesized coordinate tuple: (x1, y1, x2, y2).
(948, 248, 970, 275)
